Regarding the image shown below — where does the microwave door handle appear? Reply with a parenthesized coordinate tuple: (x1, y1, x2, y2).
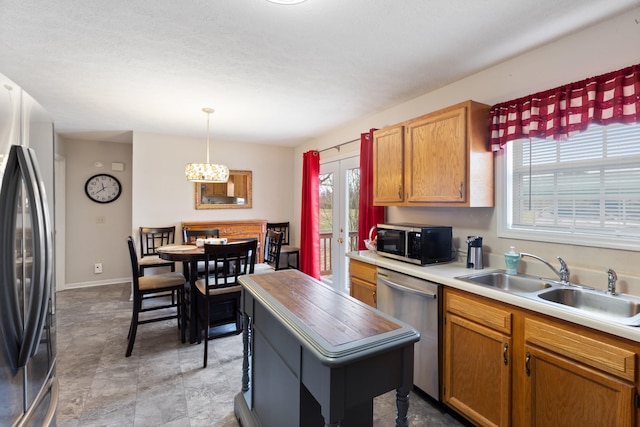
(377, 275, 437, 299)
(0, 145, 23, 371)
(15, 146, 48, 367)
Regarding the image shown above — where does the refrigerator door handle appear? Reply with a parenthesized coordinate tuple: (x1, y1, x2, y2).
(23, 147, 53, 360)
(0, 145, 24, 371)
(16, 146, 51, 367)
(0, 145, 51, 369)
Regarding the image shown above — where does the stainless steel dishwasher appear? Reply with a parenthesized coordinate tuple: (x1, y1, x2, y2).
(376, 267, 440, 400)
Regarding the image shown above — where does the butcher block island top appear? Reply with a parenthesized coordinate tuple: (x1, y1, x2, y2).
(242, 269, 418, 362)
(235, 269, 420, 427)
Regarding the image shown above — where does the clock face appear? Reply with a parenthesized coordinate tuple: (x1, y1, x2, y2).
(85, 174, 122, 203)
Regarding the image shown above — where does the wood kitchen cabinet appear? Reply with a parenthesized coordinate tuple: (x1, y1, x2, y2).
(372, 125, 404, 204)
(442, 287, 640, 427)
(373, 100, 493, 207)
(521, 317, 636, 427)
(349, 259, 377, 307)
(443, 289, 512, 427)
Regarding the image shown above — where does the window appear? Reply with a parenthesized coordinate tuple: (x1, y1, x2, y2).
(500, 123, 640, 250)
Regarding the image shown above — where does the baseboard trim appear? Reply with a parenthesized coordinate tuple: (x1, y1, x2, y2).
(61, 277, 131, 290)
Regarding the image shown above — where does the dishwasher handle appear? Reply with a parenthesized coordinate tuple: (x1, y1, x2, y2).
(377, 275, 437, 299)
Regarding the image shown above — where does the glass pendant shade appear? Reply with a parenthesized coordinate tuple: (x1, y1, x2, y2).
(185, 107, 229, 183)
(185, 162, 229, 182)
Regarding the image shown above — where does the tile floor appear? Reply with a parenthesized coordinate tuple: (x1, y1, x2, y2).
(55, 282, 468, 426)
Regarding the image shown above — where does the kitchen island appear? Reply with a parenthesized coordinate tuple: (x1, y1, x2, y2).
(234, 270, 420, 427)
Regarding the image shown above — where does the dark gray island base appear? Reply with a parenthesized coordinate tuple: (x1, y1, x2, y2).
(234, 270, 420, 427)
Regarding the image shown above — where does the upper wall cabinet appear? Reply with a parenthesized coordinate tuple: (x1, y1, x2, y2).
(373, 100, 494, 207)
(372, 125, 405, 204)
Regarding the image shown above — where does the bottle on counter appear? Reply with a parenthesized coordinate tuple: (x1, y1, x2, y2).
(504, 246, 520, 274)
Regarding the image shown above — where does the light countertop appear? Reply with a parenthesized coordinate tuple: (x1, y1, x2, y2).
(347, 250, 640, 343)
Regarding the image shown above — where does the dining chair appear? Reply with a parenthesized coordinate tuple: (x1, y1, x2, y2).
(266, 222, 299, 269)
(138, 226, 176, 276)
(182, 228, 221, 279)
(264, 229, 284, 270)
(195, 239, 257, 368)
(126, 236, 186, 357)
(254, 229, 284, 274)
(182, 228, 220, 244)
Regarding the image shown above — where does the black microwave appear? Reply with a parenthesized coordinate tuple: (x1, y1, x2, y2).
(376, 223, 453, 265)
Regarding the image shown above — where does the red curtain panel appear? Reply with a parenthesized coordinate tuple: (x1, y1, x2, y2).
(300, 150, 320, 279)
(358, 129, 384, 250)
(489, 63, 640, 151)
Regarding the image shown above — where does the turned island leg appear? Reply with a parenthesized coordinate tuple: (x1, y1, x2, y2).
(395, 387, 410, 427)
(241, 313, 250, 392)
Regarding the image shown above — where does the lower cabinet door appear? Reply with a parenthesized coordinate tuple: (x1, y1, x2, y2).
(523, 345, 635, 427)
(350, 276, 377, 307)
(443, 313, 511, 427)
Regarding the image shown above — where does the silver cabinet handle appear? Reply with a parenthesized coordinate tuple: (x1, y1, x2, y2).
(377, 275, 437, 299)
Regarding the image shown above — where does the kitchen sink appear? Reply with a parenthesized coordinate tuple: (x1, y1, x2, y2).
(456, 270, 640, 326)
(537, 287, 640, 324)
(457, 271, 556, 294)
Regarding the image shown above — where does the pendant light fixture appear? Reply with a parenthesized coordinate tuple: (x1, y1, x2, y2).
(185, 108, 229, 183)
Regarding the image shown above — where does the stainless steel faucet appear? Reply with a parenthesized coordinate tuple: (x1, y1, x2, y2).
(520, 253, 570, 285)
(607, 268, 618, 295)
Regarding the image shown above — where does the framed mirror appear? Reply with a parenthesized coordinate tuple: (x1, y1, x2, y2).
(195, 170, 252, 209)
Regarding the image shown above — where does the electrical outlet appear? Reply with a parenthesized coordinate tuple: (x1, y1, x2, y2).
(94, 263, 103, 274)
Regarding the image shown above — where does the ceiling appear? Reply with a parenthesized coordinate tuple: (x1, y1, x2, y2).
(1, 0, 638, 146)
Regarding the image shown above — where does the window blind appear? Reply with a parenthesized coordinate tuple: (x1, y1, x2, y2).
(509, 123, 640, 240)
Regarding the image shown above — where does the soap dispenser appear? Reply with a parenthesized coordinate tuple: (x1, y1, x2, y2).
(504, 246, 519, 274)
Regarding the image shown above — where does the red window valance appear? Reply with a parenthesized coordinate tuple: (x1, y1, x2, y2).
(488, 63, 640, 151)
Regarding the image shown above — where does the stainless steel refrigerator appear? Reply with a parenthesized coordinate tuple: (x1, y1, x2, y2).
(0, 73, 57, 426)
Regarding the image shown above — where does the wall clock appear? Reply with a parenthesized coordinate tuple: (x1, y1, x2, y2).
(85, 173, 122, 203)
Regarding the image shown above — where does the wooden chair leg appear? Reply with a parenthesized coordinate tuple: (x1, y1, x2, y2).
(203, 293, 209, 368)
(126, 301, 140, 357)
(180, 289, 186, 344)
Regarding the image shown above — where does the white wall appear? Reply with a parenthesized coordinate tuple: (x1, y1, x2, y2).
(293, 7, 640, 293)
(64, 138, 133, 287)
(64, 132, 295, 287)
(131, 131, 295, 244)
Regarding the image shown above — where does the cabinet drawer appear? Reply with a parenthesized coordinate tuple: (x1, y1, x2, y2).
(350, 260, 377, 283)
(446, 292, 512, 334)
(524, 318, 636, 382)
